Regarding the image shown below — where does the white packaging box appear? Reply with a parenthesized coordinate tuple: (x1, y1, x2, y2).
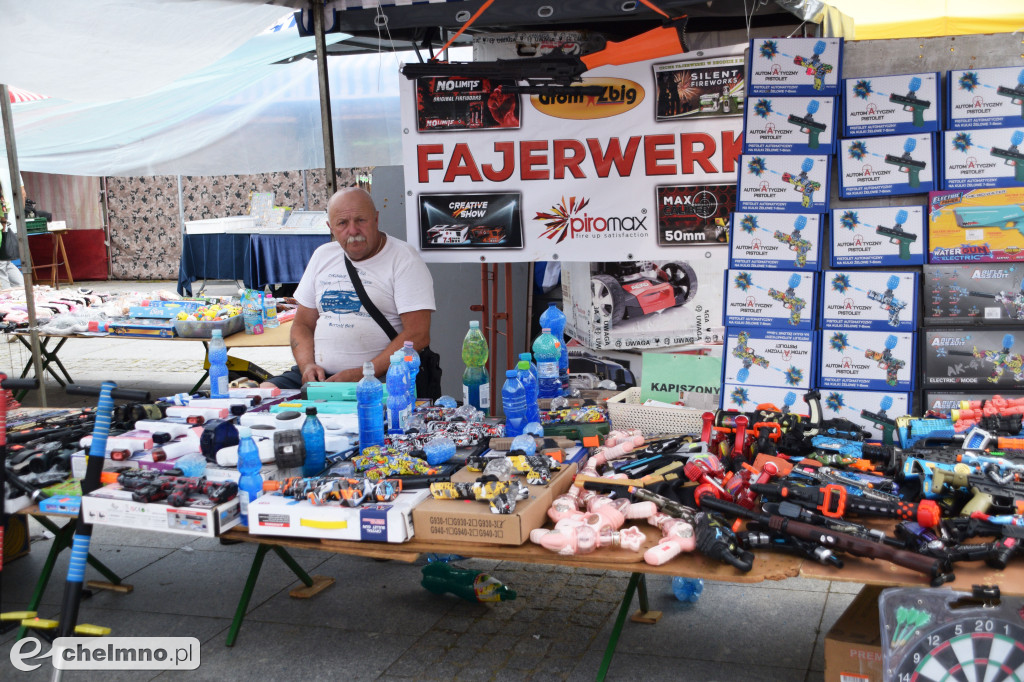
(82, 484, 241, 537)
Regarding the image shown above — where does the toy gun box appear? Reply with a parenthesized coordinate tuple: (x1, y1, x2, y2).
(815, 388, 910, 442)
(818, 328, 916, 392)
(838, 133, 936, 199)
(942, 126, 1024, 190)
(736, 153, 831, 214)
(922, 327, 1024, 389)
(747, 37, 843, 96)
(819, 270, 918, 332)
(946, 66, 1024, 130)
(927, 188, 1024, 263)
(411, 461, 578, 546)
(843, 72, 941, 136)
(247, 488, 430, 543)
(923, 264, 1024, 325)
(721, 327, 816, 391)
(742, 95, 837, 155)
(728, 212, 822, 271)
(923, 391, 1024, 418)
(723, 268, 818, 330)
(831, 206, 926, 268)
(81, 483, 241, 538)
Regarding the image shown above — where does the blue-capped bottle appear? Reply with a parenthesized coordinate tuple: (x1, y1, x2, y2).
(501, 369, 528, 438)
(532, 328, 561, 400)
(403, 340, 420, 404)
(386, 353, 412, 433)
(356, 361, 385, 453)
(208, 329, 229, 399)
(301, 407, 326, 477)
(539, 302, 569, 396)
(236, 426, 263, 527)
(517, 359, 540, 425)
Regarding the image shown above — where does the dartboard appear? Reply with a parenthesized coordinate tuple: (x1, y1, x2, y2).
(891, 616, 1024, 681)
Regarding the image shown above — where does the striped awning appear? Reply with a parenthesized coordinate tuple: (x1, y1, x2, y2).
(8, 86, 49, 104)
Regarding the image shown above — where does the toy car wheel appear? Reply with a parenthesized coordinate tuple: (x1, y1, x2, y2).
(591, 274, 626, 325)
(663, 262, 698, 306)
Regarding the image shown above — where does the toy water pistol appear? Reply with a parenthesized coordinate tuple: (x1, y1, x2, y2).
(767, 273, 807, 326)
(860, 395, 898, 446)
(867, 275, 908, 328)
(889, 76, 931, 128)
(263, 475, 401, 506)
(787, 99, 826, 148)
(781, 158, 820, 207)
(884, 138, 925, 188)
(465, 453, 561, 485)
(952, 202, 1024, 235)
(792, 40, 833, 90)
(773, 215, 813, 267)
(929, 467, 1024, 516)
(996, 69, 1024, 118)
(116, 469, 237, 506)
(875, 210, 916, 261)
(429, 480, 528, 514)
(864, 334, 906, 387)
(421, 561, 517, 603)
(991, 130, 1024, 183)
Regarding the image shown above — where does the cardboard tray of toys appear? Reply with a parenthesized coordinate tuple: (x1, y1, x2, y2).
(605, 388, 704, 437)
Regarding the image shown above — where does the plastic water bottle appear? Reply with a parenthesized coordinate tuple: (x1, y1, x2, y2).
(301, 407, 326, 477)
(403, 340, 420, 403)
(386, 353, 413, 433)
(262, 285, 279, 328)
(519, 351, 538, 380)
(539, 303, 569, 396)
(462, 321, 490, 411)
(532, 328, 561, 400)
(672, 576, 704, 604)
(356, 361, 385, 453)
(208, 329, 229, 399)
(501, 369, 528, 437)
(236, 426, 263, 527)
(517, 359, 540, 425)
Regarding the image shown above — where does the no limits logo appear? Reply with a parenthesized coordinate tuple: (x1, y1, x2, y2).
(534, 196, 647, 243)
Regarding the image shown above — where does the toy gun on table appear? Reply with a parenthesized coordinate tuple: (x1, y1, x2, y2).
(991, 130, 1024, 183)
(116, 469, 238, 507)
(864, 334, 905, 387)
(699, 496, 954, 585)
(400, 18, 688, 96)
(875, 210, 916, 261)
(773, 215, 812, 267)
(264, 475, 401, 506)
(787, 99, 826, 148)
(860, 395, 898, 446)
(996, 69, 1024, 119)
(466, 453, 561, 485)
(808, 434, 894, 472)
(930, 467, 1024, 516)
(429, 480, 527, 514)
(867, 275, 908, 328)
(884, 138, 926, 188)
(781, 157, 820, 208)
(767, 273, 806, 326)
(792, 40, 833, 90)
(731, 331, 769, 383)
(952, 203, 1024, 236)
(889, 76, 931, 127)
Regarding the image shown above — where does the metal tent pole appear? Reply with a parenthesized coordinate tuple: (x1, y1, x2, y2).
(312, 0, 337, 197)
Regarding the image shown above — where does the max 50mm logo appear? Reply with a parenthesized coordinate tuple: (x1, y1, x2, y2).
(11, 636, 200, 672)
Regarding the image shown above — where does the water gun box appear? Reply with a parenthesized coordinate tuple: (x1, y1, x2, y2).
(927, 188, 1024, 263)
(719, 383, 813, 415)
(830, 205, 926, 268)
(818, 329, 915, 392)
(736, 153, 830, 213)
(922, 327, 1024, 389)
(923, 391, 1024, 418)
(946, 66, 1024, 130)
(838, 133, 937, 199)
(819, 271, 918, 332)
(817, 388, 911, 441)
(842, 72, 941, 136)
(723, 269, 818, 330)
(722, 327, 815, 390)
(923, 264, 1024, 325)
(728, 212, 822, 270)
(743, 95, 837, 155)
(747, 37, 842, 96)
(942, 126, 1024, 189)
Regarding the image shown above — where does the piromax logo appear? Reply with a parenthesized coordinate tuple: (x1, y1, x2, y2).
(530, 78, 644, 120)
(534, 196, 647, 243)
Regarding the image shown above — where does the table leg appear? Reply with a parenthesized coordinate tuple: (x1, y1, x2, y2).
(15, 335, 73, 392)
(188, 341, 210, 395)
(226, 544, 318, 647)
(596, 572, 665, 682)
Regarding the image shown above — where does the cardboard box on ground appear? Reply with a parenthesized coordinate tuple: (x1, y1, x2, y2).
(824, 585, 885, 682)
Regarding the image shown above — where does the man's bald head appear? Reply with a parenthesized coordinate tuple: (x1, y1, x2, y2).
(327, 187, 383, 261)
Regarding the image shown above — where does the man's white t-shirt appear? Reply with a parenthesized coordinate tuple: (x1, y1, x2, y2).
(294, 236, 435, 375)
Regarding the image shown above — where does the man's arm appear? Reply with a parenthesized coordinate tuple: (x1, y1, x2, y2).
(327, 309, 432, 382)
(290, 304, 326, 383)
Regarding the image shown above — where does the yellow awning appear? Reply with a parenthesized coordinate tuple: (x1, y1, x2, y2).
(825, 0, 1024, 40)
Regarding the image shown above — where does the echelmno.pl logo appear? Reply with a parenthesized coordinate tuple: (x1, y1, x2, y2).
(10, 636, 200, 672)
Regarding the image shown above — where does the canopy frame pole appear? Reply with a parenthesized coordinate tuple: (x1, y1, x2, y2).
(312, 0, 337, 198)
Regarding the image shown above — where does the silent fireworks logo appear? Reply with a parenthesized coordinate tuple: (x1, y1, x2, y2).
(534, 196, 647, 243)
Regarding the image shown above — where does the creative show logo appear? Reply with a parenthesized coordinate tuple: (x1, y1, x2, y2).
(534, 196, 648, 243)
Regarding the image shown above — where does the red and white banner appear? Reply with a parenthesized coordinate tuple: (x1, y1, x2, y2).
(401, 43, 746, 263)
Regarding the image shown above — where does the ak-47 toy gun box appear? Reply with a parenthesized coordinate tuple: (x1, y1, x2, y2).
(819, 271, 918, 332)
(838, 133, 937, 199)
(743, 95, 837, 155)
(922, 327, 1024, 389)
(830, 206, 926, 268)
(843, 72, 941, 136)
(723, 268, 818, 330)
(728, 212, 822, 270)
(942, 127, 1024, 190)
(928, 188, 1024, 263)
(923, 264, 1024, 324)
(922, 391, 1024, 417)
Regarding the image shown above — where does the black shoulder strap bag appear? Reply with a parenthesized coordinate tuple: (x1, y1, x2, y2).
(344, 255, 443, 400)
